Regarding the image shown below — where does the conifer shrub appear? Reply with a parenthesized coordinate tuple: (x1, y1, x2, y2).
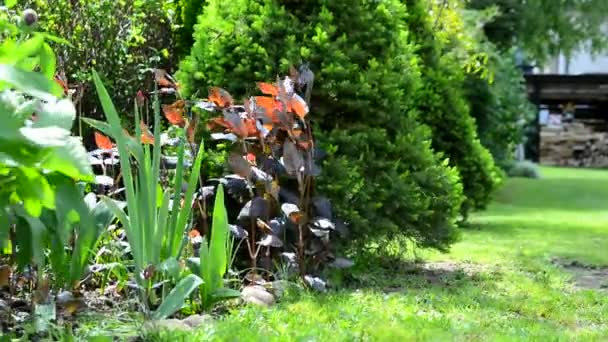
(464, 47, 535, 169)
(175, 0, 207, 57)
(404, 0, 501, 218)
(178, 0, 464, 250)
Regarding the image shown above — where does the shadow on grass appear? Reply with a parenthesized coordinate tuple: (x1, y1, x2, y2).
(341, 252, 501, 294)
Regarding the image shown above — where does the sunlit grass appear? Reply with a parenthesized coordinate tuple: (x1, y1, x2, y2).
(81, 167, 608, 341)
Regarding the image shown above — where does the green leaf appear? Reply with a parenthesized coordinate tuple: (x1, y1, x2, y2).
(156, 183, 163, 208)
(156, 190, 171, 259)
(32, 98, 76, 131)
(15, 34, 44, 61)
(15, 167, 54, 217)
(0, 65, 62, 98)
(185, 257, 200, 275)
(91, 198, 124, 231)
(152, 274, 203, 320)
(14, 35, 44, 64)
(42, 137, 94, 181)
(5, 0, 17, 9)
(19, 126, 70, 147)
(14, 208, 47, 268)
(82, 117, 143, 158)
(92, 71, 144, 277)
(158, 257, 181, 279)
(211, 288, 241, 300)
(38, 43, 56, 79)
(51, 174, 85, 246)
(0, 207, 9, 246)
(39, 33, 74, 48)
(209, 184, 229, 288)
(173, 139, 205, 256)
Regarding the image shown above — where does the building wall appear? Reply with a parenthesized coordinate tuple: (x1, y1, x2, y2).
(542, 51, 608, 74)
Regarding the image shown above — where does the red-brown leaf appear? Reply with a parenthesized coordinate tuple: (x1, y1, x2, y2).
(208, 87, 233, 108)
(257, 82, 279, 96)
(162, 100, 186, 127)
(154, 69, 177, 88)
(289, 93, 309, 118)
(94, 131, 113, 150)
(140, 121, 154, 145)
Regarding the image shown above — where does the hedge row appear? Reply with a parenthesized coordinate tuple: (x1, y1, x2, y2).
(178, 0, 468, 250)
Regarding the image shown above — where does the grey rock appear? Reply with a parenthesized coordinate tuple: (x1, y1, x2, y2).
(182, 314, 213, 328)
(241, 285, 275, 307)
(56, 291, 73, 305)
(304, 275, 327, 292)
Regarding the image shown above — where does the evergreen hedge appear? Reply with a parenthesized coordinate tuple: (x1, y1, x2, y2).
(178, 0, 464, 250)
(404, 0, 501, 218)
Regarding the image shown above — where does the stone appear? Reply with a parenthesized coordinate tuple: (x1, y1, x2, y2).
(56, 291, 73, 305)
(304, 275, 327, 292)
(241, 285, 275, 307)
(182, 314, 213, 328)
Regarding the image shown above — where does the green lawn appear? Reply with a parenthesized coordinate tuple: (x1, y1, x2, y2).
(100, 167, 608, 341)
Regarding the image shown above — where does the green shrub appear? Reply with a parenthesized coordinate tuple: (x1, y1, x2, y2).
(404, 0, 501, 219)
(175, 0, 207, 57)
(507, 160, 540, 179)
(464, 47, 535, 169)
(178, 0, 464, 250)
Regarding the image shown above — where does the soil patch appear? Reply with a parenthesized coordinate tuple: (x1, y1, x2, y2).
(552, 258, 608, 290)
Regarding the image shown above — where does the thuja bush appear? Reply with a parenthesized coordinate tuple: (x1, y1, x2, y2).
(178, 0, 464, 250)
(464, 46, 535, 168)
(174, 0, 207, 57)
(404, 0, 500, 218)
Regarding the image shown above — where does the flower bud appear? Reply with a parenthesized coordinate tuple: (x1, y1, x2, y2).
(22, 9, 38, 26)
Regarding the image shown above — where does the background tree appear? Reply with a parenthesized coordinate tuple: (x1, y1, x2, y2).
(404, 0, 501, 218)
(467, 0, 608, 64)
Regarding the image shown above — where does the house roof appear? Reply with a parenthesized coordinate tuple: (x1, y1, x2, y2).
(525, 74, 608, 103)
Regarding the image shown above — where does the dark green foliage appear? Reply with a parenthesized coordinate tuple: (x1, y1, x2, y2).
(175, 0, 207, 57)
(179, 0, 464, 250)
(24, 0, 175, 130)
(404, 0, 500, 218)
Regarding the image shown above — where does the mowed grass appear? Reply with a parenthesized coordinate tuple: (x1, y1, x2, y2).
(111, 167, 608, 341)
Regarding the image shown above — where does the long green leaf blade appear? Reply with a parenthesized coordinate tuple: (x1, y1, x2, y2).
(209, 184, 229, 289)
(91, 70, 143, 274)
(174, 139, 205, 256)
(166, 138, 185, 257)
(152, 274, 203, 320)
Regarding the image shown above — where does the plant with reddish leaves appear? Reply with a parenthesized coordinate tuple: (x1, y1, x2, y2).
(195, 66, 351, 288)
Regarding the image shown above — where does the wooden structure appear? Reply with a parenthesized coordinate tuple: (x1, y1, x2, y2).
(525, 74, 608, 166)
